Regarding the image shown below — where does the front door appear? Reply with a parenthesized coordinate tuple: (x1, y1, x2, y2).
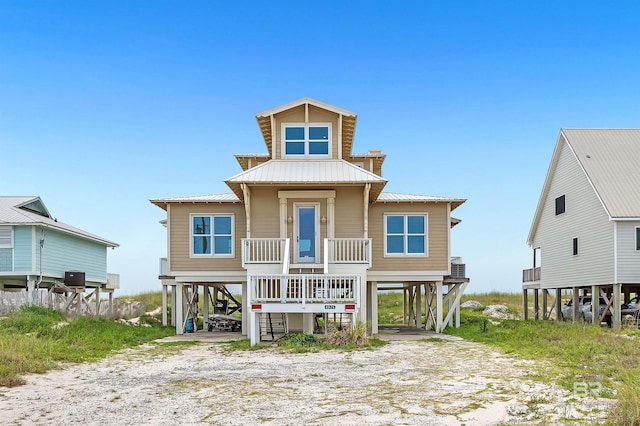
(295, 204, 318, 263)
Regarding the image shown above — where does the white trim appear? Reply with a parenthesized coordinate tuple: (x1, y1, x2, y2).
(189, 213, 235, 258)
(294, 202, 320, 264)
(281, 122, 332, 158)
(278, 190, 336, 199)
(173, 271, 247, 282)
(383, 213, 428, 257)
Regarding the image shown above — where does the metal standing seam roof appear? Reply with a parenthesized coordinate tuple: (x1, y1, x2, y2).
(224, 159, 387, 201)
(0, 196, 118, 247)
(150, 193, 241, 210)
(377, 192, 466, 210)
(561, 129, 640, 219)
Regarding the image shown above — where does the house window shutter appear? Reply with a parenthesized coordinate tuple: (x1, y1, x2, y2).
(0, 227, 13, 248)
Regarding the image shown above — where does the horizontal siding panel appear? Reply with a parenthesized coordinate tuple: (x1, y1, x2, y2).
(534, 138, 614, 288)
(41, 228, 107, 282)
(335, 187, 364, 238)
(616, 221, 640, 283)
(368, 203, 449, 272)
(13, 226, 33, 272)
(169, 203, 246, 272)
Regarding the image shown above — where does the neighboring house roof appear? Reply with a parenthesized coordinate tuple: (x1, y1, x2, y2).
(528, 128, 640, 243)
(0, 196, 118, 247)
(225, 159, 387, 201)
(377, 192, 466, 210)
(254, 97, 358, 158)
(150, 193, 241, 210)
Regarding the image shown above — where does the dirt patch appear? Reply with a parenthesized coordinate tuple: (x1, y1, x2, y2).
(0, 339, 611, 425)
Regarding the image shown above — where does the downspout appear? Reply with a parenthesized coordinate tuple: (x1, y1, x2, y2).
(36, 227, 46, 289)
(363, 183, 371, 238)
(241, 184, 251, 239)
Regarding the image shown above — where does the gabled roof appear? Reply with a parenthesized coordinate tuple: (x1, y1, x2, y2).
(0, 196, 118, 247)
(528, 129, 640, 243)
(225, 159, 387, 201)
(377, 192, 466, 210)
(254, 97, 358, 157)
(150, 193, 241, 210)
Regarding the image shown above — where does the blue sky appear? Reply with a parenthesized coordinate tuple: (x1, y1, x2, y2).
(2, 1, 640, 295)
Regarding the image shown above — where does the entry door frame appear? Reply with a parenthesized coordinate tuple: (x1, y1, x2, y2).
(294, 202, 320, 264)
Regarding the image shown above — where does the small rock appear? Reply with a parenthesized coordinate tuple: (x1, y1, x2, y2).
(461, 300, 483, 308)
(483, 304, 510, 318)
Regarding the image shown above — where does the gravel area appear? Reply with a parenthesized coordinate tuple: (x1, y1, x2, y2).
(0, 336, 612, 425)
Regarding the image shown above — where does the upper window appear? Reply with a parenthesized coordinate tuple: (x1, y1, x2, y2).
(572, 237, 579, 256)
(385, 214, 427, 256)
(191, 215, 233, 256)
(283, 124, 330, 157)
(0, 226, 12, 248)
(555, 195, 566, 215)
(636, 227, 640, 251)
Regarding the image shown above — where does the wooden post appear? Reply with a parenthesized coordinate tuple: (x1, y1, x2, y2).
(403, 287, 408, 325)
(170, 284, 176, 326)
(435, 282, 443, 333)
(162, 283, 168, 326)
(572, 287, 580, 322)
(370, 281, 378, 334)
(534, 289, 539, 321)
(242, 281, 248, 335)
(175, 283, 184, 334)
(542, 290, 548, 320)
(523, 288, 528, 320)
(203, 285, 209, 327)
(447, 284, 453, 327)
(415, 284, 422, 328)
(591, 285, 600, 325)
(95, 286, 101, 316)
(613, 283, 622, 329)
(555, 288, 562, 321)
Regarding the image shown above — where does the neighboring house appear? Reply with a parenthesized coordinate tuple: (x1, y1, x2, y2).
(523, 129, 640, 326)
(151, 97, 468, 344)
(0, 196, 119, 312)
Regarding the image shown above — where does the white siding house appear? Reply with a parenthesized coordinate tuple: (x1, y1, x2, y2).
(524, 129, 640, 326)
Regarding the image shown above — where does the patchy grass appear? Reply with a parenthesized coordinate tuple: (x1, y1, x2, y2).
(446, 305, 640, 425)
(0, 305, 174, 387)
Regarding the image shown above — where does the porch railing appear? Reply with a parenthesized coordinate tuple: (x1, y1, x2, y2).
(324, 238, 372, 271)
(522, 267, 541, 282)
(242, 238, 288, 267)
(250, 274, 359, 304)
(106, 273, 120, 289)
(159, 257, 168, 275)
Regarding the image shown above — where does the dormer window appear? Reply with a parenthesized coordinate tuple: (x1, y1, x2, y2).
(283, 123, 330, 157)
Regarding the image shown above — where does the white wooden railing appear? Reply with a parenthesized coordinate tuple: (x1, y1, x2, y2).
(106, 273, 120, 289)
(324, 238, 372, 271)
(250, 274, 359, 304)
(242, 238, 288, 267)
(159, 258, 168, 275)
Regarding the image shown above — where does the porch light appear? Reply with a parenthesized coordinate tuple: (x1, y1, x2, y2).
(287, 216, 293, 223)
(321, 216, 327, 224)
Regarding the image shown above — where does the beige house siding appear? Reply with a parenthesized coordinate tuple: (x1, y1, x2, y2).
(169, 203, 246, 272)
(335, 186, 365, 238)
(368, 202, 449, 272)
(273, 105, 339, 160)
(532, 137, 614, 289)
(248, 187, 281, 238)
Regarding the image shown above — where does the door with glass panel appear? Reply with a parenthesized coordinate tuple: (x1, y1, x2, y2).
(294, 204, 318, 263)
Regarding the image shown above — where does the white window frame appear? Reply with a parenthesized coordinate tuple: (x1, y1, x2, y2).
(281, 123, 331, 158)
(0, 226, 13, 249)
(190, 214, 234, 258)
(383, 213, 428, 257)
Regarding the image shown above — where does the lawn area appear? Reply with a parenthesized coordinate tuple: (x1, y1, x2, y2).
(0, 305, 174, 387)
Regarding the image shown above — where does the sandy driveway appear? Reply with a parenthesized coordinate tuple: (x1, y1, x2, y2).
(0, 334, 610, 425)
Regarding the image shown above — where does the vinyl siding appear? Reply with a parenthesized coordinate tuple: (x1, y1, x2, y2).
(615, 221, 640, 283)
(40, 228, 107, 282)
(249, 187, 281, 238)
(169, 203, 246, 272)
(0, 249, 11, 271)
(368, 202, 449, 272)
(335, 187, 364, 238)
(273, 105, 340, 160)
(13, 226, 33, 272)
(533, 137, 614, 288)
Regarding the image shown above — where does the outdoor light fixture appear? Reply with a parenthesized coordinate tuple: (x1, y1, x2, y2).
(287, 216, 293, 223)
(321, 216, 327, 224)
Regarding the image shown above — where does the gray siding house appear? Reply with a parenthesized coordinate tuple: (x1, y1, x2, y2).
(524, 129, 640, 326)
